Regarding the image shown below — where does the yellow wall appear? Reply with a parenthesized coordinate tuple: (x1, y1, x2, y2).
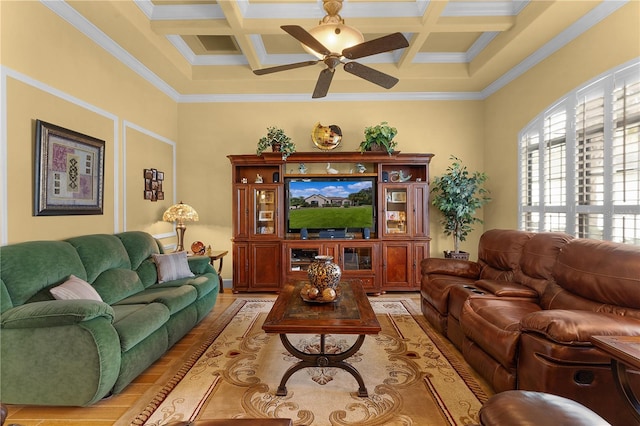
(177, 100, 484, 261)
(1, 1, 639, 281)
(1, 1, 178, 244)
(483, 2, 640, 229)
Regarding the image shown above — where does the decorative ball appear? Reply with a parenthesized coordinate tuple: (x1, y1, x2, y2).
(191, 241, 205, 255)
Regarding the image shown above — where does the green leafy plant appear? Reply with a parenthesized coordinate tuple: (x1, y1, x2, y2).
(431, 155, 491, 254)
(256, 126, 296, 160)
(358, 122, 398, 155)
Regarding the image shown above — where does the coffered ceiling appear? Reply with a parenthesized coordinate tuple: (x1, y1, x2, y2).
(48, 0, 625, 101)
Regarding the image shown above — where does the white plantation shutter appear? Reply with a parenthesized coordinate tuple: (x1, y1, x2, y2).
(520, 131, 540, 231)
(519, 61, 640, 244)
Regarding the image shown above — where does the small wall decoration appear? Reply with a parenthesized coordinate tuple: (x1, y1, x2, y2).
(144, 168, 164, 201)
(34, 120, 105, 216)
(311, 122, 342, 150)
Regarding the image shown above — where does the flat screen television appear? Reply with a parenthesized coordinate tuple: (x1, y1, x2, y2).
(285, 177, 376, 234)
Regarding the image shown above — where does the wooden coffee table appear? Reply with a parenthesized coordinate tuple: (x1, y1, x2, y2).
(262, 279, 381, 397)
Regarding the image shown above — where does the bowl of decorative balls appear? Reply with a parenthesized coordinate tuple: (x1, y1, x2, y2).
(300, 282, 341, 303)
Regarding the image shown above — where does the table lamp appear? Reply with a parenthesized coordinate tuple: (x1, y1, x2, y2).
(162, 201, 199, 252)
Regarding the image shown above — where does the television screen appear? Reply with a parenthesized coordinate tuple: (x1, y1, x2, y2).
(286, 177, 376, 233)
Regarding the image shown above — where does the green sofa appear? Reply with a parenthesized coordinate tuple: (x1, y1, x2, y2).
(0, 231, 219, 406)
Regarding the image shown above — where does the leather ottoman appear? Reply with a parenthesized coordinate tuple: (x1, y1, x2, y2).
(478, 390, 610, 425)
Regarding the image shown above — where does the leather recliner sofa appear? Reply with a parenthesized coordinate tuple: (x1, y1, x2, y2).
(421, 229, 640, 426)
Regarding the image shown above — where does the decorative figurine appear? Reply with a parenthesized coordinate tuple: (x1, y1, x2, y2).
(299, 163, 307, 174)
(255, 173, 263, 183)
(326, 163, 339, 174)
(389, 170, 412, 182)
(356, 163, 366, 173)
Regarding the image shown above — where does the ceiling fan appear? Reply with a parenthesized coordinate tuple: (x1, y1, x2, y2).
(253, 0, 409, 98)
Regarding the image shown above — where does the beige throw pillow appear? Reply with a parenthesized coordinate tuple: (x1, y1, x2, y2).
(152, 251, 194, 283)
(50, 275, 103, 301)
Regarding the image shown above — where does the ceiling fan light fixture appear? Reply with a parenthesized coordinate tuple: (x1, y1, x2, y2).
(303, 23, 364, 59)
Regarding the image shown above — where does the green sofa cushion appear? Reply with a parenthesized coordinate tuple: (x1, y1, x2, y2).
(0, 316, 121, 406)
(112, 303, 170, 352)
(136, 258, 159, 287)
(92, 269, 145, 305)
(1, 279, 13, 313)
(187, 256, 214, 275)
(66, 235, 131, 283)
(116, 285, 198, 315)
(0, 241, 87, 309)
(151, 274, 217, 299)
(116, 231, 161, 271)
(1, 300, 114, 329)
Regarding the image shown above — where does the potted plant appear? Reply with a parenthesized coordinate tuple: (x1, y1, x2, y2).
(256, 126, 296, 160)
(431, 155, 491, 260)
(358, 121, 398, 155)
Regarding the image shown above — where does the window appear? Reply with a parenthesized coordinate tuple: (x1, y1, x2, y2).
(519, 61, 640, 244)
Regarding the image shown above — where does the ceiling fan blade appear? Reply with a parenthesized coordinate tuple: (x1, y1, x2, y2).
(281, 25, 331, 56)
(253, 60, 319, 75)
(312, 68, 335, 99)
(343, 62, 399, 89)
(342, 32, 409, 60)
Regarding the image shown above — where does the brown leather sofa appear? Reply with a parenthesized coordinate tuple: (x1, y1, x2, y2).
(421, 229, 640, 426)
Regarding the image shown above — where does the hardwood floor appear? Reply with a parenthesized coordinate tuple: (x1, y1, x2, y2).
(2, 291, 425, 425)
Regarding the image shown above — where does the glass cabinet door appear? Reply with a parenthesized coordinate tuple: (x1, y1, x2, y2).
(254, 187, 277, 236)
(289, 247, 320, 272)
(341, 246, 373, 272)
(383, 186, 408, 236)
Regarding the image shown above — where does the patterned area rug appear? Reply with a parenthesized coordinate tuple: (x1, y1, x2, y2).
(128, 298, 489, 426)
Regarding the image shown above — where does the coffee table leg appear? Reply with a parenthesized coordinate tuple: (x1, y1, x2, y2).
(276, 334, 369, 397)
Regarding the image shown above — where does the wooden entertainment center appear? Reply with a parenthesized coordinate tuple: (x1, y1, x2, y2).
(228, 151, 434, 294)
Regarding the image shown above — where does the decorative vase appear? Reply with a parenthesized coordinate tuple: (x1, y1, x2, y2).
(271, 143, 281, 152)
(307, 255, 341, 292)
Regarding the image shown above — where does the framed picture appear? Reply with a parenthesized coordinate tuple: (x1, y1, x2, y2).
(258, 210, 274, 221)
(143, 167, 164, 202)
(390, 191, 406, 202)
(262, 191, 275, 203)
(34, 120, 105, 215)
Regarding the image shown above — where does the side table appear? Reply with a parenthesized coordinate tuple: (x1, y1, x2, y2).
(591, 335, 640, 423)
(207, 250, 228, 293)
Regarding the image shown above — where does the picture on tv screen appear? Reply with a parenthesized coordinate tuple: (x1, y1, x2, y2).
(286, 178, 375, 232)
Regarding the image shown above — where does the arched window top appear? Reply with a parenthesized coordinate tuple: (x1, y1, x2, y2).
(519, 59, 640, 244)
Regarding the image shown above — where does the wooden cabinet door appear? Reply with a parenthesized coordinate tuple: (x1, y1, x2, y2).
(412, 242, 429, 289)
(381, 241, 414, 290)
(233, 185, 249, 239)
(411, 183, 429, 238)
(251, 185, 282, 239)
(232, 243, 249, 292)
(251, 242, 281, 290)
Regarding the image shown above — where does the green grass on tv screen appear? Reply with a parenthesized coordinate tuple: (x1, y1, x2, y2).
(289, 206, 373, 229)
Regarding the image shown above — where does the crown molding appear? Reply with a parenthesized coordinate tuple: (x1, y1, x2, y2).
(41, 0, 628, 103)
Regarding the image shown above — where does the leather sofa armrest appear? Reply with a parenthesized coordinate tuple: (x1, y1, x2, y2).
(0, 300, 114, 329)
(521, 309, 640, 345)
(421, 258, 481, 279)
(475, 279, 538, 298)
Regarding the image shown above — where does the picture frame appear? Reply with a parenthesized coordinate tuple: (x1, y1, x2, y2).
(258, 210, 274, 221)
(390, 191, 407, 202)
(262, 191, 275, 204)
(143, 167, 164, 202)
(34, 120, 105, 216)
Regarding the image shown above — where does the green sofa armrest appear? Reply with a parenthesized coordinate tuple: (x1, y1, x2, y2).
(187, 256, 216, 275)
(1, 300, 114, 329)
